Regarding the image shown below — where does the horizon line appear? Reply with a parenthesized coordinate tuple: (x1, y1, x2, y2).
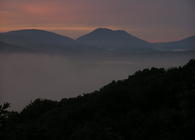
(0, 27, 194, 43)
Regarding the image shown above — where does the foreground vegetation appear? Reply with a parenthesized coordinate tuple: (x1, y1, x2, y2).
(1, 60, 195, 140)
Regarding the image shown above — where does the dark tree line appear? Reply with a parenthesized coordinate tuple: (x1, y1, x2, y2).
(1, 59, 195, 140)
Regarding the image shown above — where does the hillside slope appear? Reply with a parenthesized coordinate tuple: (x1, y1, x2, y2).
(77, 28, 153, 52)
(0, 29, 80, 53)
(154, 36, 195, 51)
(1, 60, 195, 139)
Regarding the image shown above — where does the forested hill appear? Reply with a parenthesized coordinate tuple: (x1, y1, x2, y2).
(1, 59, 195, 140)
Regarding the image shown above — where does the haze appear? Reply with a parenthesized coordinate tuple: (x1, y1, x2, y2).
(0, 52, 194, 110)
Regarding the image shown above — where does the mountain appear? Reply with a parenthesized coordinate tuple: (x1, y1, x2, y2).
(0, 41, 33, 52)
(77, 28, 153, 52)
(0, 29, 80, 53)
(2, 59, 195, 139)
(0, 28, 194, 54)
(154, 36, 195, 51)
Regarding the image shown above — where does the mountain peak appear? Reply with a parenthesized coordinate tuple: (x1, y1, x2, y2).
(77, 28, 136, 41)
(91, 28, 129, 36)
(93, 28, 113, 32)
(181, 35, 195, 41)
(0, 29, 78, 53)
(77, 28, 150, 52)
(1, 29, 74, 41)
(5, 29, 52, 34)
(4, 29, 72, 39)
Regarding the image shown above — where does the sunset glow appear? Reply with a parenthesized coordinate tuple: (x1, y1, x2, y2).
(0, 0, 195, 42)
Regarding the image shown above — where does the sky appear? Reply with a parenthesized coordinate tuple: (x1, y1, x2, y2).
(0, 0, 195, 42)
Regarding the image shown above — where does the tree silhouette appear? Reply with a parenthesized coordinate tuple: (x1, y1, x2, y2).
(1, 59, 195, 140)
(0, 103, 10, 138)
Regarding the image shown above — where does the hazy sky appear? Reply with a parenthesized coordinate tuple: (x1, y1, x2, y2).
(0, 0, 195, 42)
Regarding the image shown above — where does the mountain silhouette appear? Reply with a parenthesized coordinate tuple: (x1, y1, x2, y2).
(154, 36, 195, 51)
(0, 41, 33, 52)
(77, 28, 153, 52)
(0, 29, 80, 53)
(0, 28, 194, 54)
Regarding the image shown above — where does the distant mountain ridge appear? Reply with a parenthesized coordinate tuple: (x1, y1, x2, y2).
(77, 28, 148, 44)
(154, 36, 195, 51)
(0, 28, 194, 54)
(0, 41, 32, 52)
(0, 29, 80, 53)
(77, 28, 152, 52)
